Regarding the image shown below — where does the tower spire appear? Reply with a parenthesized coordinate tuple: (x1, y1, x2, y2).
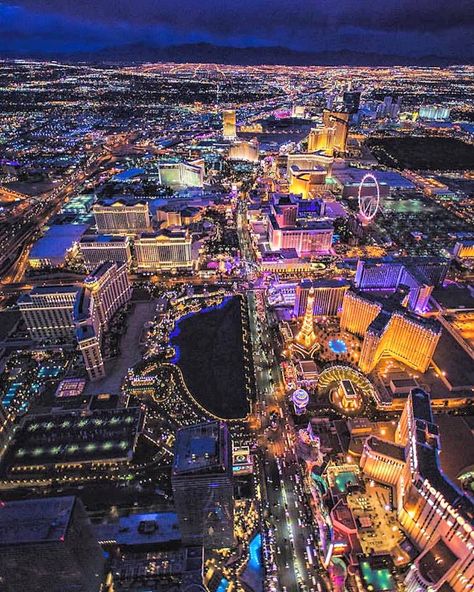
(297, 287, 316, 348)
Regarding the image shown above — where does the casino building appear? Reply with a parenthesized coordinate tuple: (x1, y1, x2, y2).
(134, 229, 193, 273)
(360, 389, 474, 592)
(340, 290, 441, 374)
(92, 199, 152, 235)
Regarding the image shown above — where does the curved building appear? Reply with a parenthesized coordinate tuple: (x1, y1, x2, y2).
(361, 389, 474, 592)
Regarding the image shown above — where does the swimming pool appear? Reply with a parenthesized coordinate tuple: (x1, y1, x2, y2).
(360, 561, 395, 591)
(248, 533, 263, 574)
(329, 339, 347, 354)
(2, 382, 21, 408)
(334, 470, 358, 494)
(216, 578, 229, 592)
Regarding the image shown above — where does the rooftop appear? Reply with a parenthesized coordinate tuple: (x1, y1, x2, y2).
(95, 511, 180, 548)
(432, 329, 474, 389)
(3, 407, 142, 471)
(432, 285, 474, 312)
(173, 421, 230, 476)
(80, 234, 129, 244)
(29, 224, 89, 261)
(0, 496, 75, 546)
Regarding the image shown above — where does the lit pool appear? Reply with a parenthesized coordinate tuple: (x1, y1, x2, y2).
(2, 382, 21, 408)
(329, 339, 347, 354)
(216, 578, 229, 592)
(334, 471, 358, 494)
(360, 561, 395, 591)
(248, 533, 263, 573)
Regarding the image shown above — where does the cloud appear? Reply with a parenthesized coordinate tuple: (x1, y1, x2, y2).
(0, 0, 472, 57)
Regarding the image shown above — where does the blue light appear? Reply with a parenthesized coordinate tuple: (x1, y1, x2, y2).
(329, 339, 347, 354)
(216, 578, 229, 592)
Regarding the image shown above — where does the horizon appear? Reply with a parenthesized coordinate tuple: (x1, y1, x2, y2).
(1, 0, 473, 62)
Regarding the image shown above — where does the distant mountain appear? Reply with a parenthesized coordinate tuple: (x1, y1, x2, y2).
(1, 43, 470, 66)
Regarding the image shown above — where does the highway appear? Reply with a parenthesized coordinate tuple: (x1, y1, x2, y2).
(0, 148, 110, 287)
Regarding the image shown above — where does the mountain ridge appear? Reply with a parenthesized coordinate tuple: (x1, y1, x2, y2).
(1, 42, 470, 66)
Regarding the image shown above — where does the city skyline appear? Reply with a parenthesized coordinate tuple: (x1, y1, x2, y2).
(0, 5, 473, 590)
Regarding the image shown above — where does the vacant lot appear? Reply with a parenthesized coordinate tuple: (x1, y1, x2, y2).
(367, 136, 474, 171)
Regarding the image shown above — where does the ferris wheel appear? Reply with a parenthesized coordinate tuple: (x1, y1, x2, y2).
(358, 173, 380, 224)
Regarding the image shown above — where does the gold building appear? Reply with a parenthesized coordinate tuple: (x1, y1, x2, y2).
(340, 290, 441, 374)
(322, 110, 350, 153)
(222, 109, 237, 139)
(360, 389, 474, 592)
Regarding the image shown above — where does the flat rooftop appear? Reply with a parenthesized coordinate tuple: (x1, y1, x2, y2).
(333, 166, 414, 189)
(173, 421, 229, 476)
(96, 512, 180, 547)
(436, 415, 474, 490)
(0, 496, 75, 546)
(80, 234, 129, 244)
(432, 329, 474, 389)
(432, 285, 474, 311)
(3, 407, 142, 471)
(29, 224, 89, 261)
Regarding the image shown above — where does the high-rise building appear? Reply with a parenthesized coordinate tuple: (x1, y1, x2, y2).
(158, 160, 204, 188)
(172, 421, 234, 549)
(340, 290, 442, 373)
(74, 262, 131, 380)
(222, 109, 237, 139)
(19, 263, 131, 381)
(322, 110, 350, 153)
(289, 165, 327, 199)
(78, 235, 132, 271)
(228, 139, 259, 162)
(307, 126, 336, 155)
(293, 279, 350, 317)
(135, 229, 193, 273)
(355, 257, 449, 314)
(360, 389, 474, 592)
(0, 496, 105, 592)
(82, 261, 131, 330)
(419, 105, 451, 121)
(92, 199, 152, 235)
(359, 310, 441, 373)
(342, 90, 361, 114)
(287, 152, 334, 176)
(18, 285, 79, 343)
(268, 215, 333, 256)
(73, 287, 104, 381)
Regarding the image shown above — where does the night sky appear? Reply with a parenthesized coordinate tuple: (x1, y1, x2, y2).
(0, 0, 473, 59)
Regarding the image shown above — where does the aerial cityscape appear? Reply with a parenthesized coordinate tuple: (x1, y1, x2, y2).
(0, 3, 473, 592)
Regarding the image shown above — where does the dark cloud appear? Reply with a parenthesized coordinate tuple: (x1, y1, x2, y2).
(0, 0, 472, 58)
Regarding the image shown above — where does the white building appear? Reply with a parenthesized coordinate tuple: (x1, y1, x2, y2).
(135, 229, 193, 273)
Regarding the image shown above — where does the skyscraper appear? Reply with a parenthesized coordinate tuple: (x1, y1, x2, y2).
(293, 279, 350, 317)
(18, 285, 80, 343)
(360, 389, 474, 592)
(222, 109, 237, 139)
(340, 290, 442, 373)
(322, 110, 350, 153)
(342, 90, 361, 114)
(135, 229, 193, 273)
(0, 496, 105, 592)
(78, 235, 132, 271)
(75, 261, 132, 380)
(172, 421, 234, 549)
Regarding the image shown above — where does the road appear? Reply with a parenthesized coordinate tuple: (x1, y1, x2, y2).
(0, 148, 110, 286)
(247, 288, 328, 592)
